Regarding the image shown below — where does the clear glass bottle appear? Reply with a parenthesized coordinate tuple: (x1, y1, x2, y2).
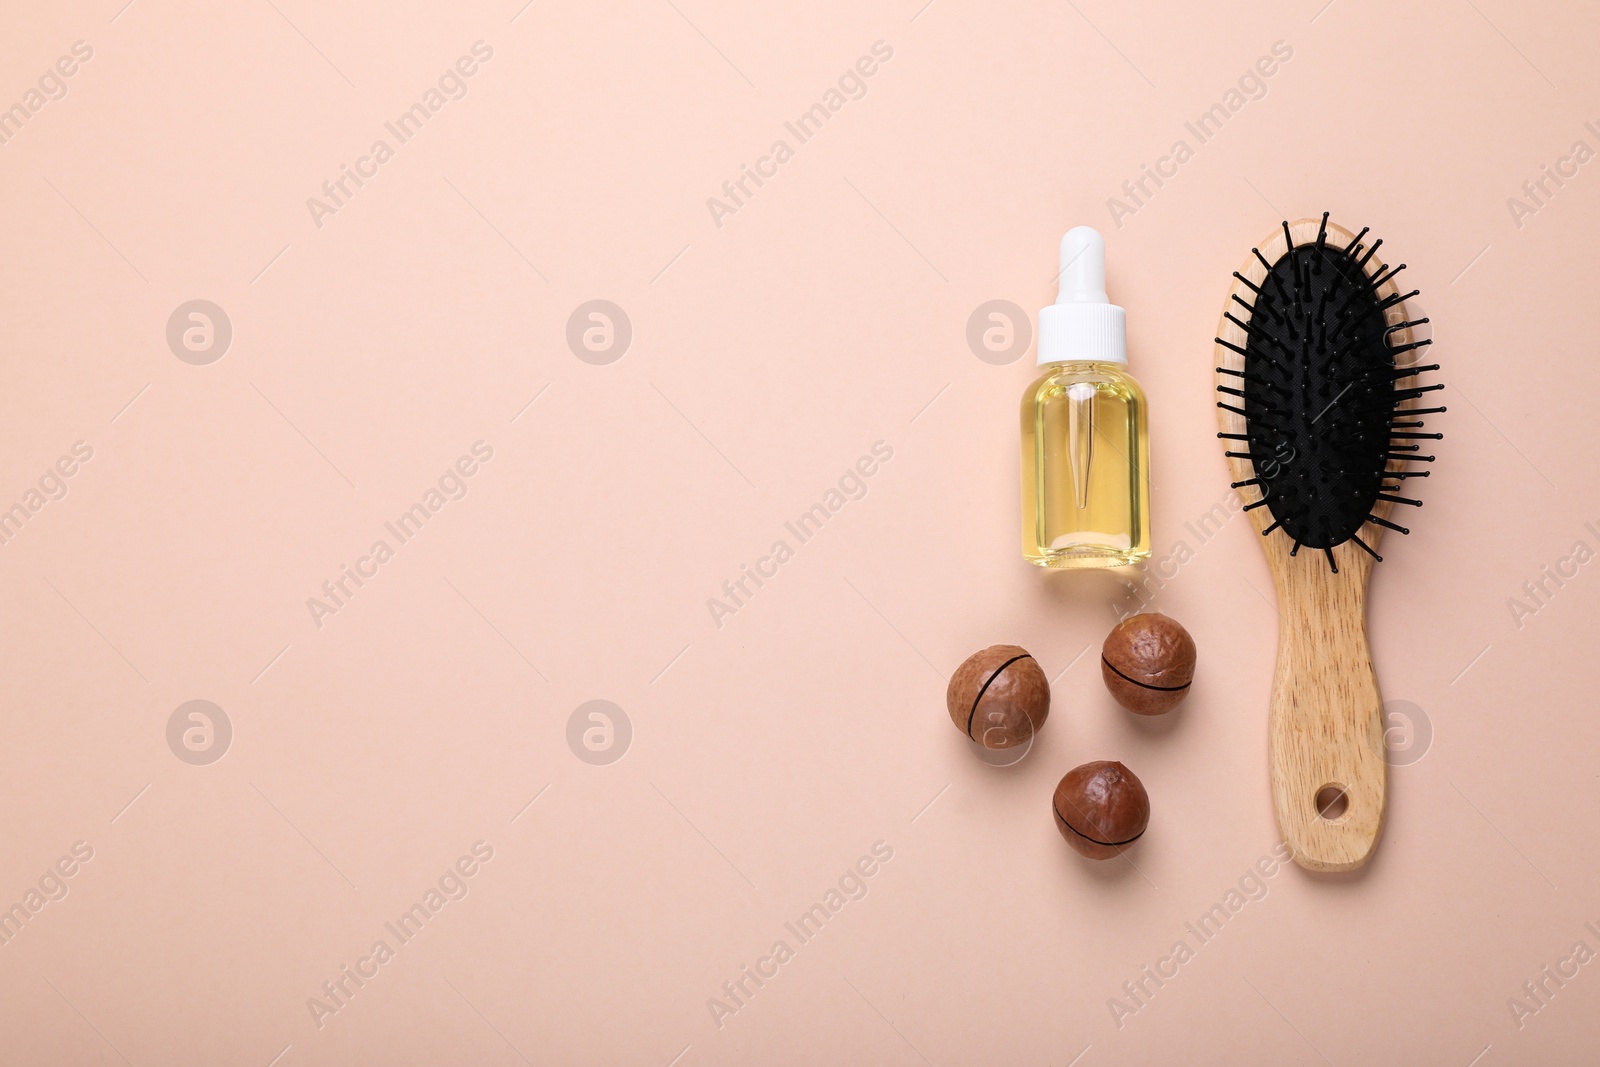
(1021, 228, 1151, 569)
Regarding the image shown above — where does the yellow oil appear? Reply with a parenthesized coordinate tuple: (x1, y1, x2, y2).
(1021, 361, 1150, 569)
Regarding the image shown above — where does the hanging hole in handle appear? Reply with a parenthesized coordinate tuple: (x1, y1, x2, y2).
(1315, 784, 1349, 821)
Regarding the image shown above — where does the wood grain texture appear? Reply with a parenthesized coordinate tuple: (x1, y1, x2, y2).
(1215, 218, 1417, 872)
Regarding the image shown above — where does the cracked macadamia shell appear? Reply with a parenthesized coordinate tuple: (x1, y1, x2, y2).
(1052, 761, 1151, 859)
(1101, 613, 1196, 715)
(945, 645, 1049, 749)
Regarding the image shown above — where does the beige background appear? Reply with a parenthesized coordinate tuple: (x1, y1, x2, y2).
(2, 0, 1598, 1063)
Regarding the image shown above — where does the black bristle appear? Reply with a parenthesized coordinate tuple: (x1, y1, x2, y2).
(1368, 262, 1404, 292)
(1376, 289, 1419, 312)
(1217, 217, 1442, 571)
(1384, 318, 1428, 338)
(1353, 239, 1384, 273)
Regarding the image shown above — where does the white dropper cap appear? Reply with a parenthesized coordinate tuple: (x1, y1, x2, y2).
(1037, 226, 1127, 366)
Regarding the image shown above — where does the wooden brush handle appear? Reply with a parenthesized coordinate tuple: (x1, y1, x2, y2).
(1269, 552, 1387, 872)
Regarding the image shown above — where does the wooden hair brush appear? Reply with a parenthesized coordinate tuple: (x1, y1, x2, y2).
(1214, 214, 1442, 872)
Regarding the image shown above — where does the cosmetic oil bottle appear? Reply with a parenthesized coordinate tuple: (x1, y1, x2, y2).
(1021, 226, 1150, 569)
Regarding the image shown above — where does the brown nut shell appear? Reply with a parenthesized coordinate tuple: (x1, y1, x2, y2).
(1052, 761, 1150, 859)
(945, 645, 1049, 749)
(1101, 612, 1196, 715)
